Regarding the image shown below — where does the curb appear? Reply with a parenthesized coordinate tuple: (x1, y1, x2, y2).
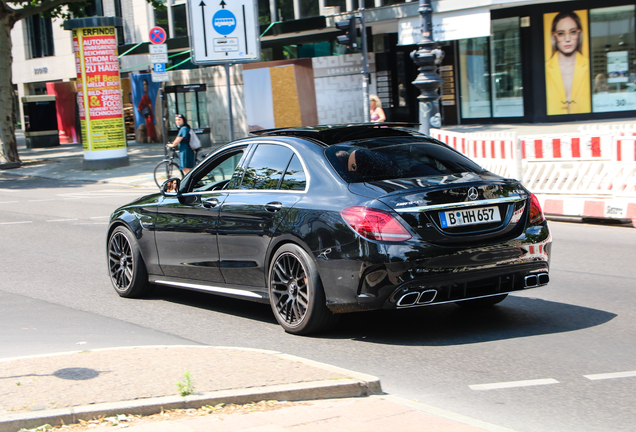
(0, 346, 382, 432)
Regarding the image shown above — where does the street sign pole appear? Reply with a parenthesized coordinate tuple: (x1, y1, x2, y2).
(224, 63, 234, 142)
(358, 0, 370, 123)
(160, 89, 167, 152)
(187, 0, 260, 141)
(149, 28, 169, 83)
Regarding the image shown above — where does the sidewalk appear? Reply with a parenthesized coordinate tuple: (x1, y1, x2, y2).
(2, 133, 169, 189)
(0, 346, 512, 432)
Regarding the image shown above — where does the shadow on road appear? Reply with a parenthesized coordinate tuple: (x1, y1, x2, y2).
(332, 295, 616, 345)
(0, 174, 94, 190)
(146, 286, 615, 345)
(146, 285, 278, 325)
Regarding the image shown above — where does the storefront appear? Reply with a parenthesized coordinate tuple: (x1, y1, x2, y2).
(445, 0, 636, 124)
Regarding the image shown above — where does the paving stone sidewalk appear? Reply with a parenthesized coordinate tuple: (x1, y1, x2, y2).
(0, 346, 385, 432)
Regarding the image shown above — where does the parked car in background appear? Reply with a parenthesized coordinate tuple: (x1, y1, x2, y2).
(107, 123, 551, 335)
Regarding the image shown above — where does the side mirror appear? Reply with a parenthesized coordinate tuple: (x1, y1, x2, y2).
(161, 178, 181, 196)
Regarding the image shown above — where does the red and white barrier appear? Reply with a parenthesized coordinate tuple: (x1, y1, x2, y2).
(430, 127, 636, 227)
(430, 130, 521, 180)
(537, 195, 636, 225)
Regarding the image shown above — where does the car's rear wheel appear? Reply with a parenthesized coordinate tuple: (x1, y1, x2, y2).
(456, 294, 508, 308)
(108, 226, 150, 298)
(268, 244, 339, 335)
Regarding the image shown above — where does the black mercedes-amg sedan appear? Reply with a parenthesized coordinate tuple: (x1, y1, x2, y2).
(107, 124, 551, 335)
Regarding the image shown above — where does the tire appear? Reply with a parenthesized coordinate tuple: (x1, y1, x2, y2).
(456, 294, 508, 309)
(268, 244, 339, 335)
(154, 161, 182, 188)
(107, 226, 151, 298)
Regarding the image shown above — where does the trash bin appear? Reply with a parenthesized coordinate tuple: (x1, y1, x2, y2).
(22, 95, 60, 148)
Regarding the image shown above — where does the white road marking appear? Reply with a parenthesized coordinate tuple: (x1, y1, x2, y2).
(469, 378, 559, 391)
(0, 201, 18, 204)
(584, 371, 636, 381)
(0, 221, 33, 225)
(62, 198, 82, 200)
(29, 199, 55, 202)
(46, 219, 79, 222)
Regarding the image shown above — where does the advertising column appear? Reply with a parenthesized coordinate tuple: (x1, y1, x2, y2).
(64, 17, 129, 170)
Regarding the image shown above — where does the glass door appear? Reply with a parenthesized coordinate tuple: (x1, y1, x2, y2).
(491, 17, 524, 117)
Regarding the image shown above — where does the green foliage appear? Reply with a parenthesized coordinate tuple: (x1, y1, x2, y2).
(176, 371, 194, 397)
(10, 0, 165, 23)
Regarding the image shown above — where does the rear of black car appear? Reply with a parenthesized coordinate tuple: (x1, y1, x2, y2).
(322, 134, 551, 312)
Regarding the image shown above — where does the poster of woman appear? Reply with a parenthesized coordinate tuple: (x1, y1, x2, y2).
(544, 10, 591, 115)
(131, 74, 162, 143)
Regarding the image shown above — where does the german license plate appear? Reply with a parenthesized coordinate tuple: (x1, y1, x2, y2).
(439, 206, 501, 228)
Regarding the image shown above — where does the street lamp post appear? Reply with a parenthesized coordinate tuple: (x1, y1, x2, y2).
(410, 0, 444, 135)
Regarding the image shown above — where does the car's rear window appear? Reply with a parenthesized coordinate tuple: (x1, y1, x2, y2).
(325, 138, 485, 183)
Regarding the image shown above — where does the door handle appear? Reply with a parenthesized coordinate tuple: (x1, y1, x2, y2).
(265, 201, 283, 213)
(203, 197, 219, 208)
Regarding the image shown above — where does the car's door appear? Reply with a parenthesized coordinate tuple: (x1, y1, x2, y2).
(217, 143, 308, 286)
(154, 145, 247, 282)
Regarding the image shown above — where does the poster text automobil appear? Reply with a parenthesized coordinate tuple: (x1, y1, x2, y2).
(73, 26, 126, 151)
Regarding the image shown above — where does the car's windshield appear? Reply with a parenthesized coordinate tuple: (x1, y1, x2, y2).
(325, 138, 485, 183)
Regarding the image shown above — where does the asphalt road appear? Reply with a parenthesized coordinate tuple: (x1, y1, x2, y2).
(1, 175, 635, 432)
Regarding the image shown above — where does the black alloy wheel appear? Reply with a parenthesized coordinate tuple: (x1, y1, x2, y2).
(108, 226, 150, 298)
(268, 244, 338, 335)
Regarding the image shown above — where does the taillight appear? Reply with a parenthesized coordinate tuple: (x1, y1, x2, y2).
(341, 206, 412, 241)
(529, 194, 545, 224)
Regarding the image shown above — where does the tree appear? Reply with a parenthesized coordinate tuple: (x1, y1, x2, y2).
(0, 0, 164, 167)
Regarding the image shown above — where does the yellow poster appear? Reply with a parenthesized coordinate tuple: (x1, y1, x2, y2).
(73, 27, 127, 151)
(544, 10, 591, 115)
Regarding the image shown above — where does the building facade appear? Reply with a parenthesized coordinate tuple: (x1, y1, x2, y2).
(11, 0, 636, 142)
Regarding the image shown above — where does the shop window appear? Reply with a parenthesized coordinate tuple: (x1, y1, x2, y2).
(258, 0, 272, 25)
(25, 15, 54, 59)
(83, 0, 104, 17)
(590, 5, 636, 113)
(155, 3, 188, 39)
(491, 17, 524, 117)
(114, 0, 125, 45)
(165, 85, 209, 133)
(459, 37, 491, 118)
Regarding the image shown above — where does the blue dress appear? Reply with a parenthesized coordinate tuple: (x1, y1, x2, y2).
(177, 126, 195, 169)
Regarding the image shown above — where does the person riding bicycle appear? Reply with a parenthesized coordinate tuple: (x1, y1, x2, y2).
(167, 114, 195, 175)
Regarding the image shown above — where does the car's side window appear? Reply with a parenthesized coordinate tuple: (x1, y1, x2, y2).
(240, 144, 294, 190)
(191, 150, 244, 192)
(280, 155, 306, 190)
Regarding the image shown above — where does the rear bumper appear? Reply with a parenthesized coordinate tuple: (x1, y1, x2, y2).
(321, 228, 552, 313)
(385, 262, 549, 309)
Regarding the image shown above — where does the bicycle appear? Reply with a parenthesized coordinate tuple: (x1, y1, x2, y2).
(153, 146, 208, 188)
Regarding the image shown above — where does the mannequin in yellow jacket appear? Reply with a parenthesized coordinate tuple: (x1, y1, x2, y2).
(545, 11, 591, 115)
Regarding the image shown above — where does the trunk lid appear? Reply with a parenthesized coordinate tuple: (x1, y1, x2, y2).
(349, 172, 529, 244)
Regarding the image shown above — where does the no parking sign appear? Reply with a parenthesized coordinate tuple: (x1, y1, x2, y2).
(149, 27, 167, 44)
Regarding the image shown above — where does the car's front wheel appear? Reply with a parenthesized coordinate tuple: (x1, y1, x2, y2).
(268, 244, 339, 335)
(108, 226, 151, 298)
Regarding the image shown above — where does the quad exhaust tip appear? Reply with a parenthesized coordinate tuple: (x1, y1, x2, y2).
(397, 289, 437, 307)
(525, 273, 549, 288)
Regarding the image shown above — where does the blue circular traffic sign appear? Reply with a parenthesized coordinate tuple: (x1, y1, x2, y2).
(212, 9, 236, 35)
(149, 26, 167, 44)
